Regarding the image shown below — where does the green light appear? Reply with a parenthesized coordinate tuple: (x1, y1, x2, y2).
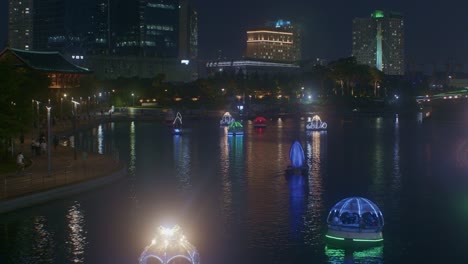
(325, 235, 345, 241)
(372, 10, 384, 18)
(353, 238, 384, 242)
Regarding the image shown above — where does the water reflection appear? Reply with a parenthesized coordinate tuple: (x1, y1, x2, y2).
(303, 131, 326, 246)
(66, 202, 87, 263)
(97, 124, 104, 154)
(325, 245, 383, 264)
(31, 216, 55, 263)
(287, 175, 307, 240)
(221, 135, 245, 230)
(173, 135, 192, 191)
(369, 118, 385, 199)
(129, 121, 138, 205)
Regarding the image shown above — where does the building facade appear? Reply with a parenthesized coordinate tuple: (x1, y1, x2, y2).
(245, 19, 301, 63)
(352, 10, 405, 75)
(8, 0, 198, 80)
(8, 0, 34, 50)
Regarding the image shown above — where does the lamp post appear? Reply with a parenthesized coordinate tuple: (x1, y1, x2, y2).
(46, 105, 52, 176)
(132, 93, 135, 107)
(71, 100, 80, 160)
(34, 100, 41, 139)
(31, 99, 35, 142)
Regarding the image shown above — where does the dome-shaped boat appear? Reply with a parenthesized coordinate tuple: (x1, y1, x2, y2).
(285, 140, 308, 175)
(253, 116, 267, 128)
(326, 197, 384, 244)
(139, 225, 200, 264)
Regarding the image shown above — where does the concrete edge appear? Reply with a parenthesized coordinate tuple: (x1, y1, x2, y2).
(0, 164, 127, 214)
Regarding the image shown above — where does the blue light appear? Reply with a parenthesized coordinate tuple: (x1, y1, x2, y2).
(275, 19, 291, 28)
(289, 140, 305, 168)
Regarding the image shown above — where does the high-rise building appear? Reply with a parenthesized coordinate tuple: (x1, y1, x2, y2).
(8, 0, 34, 50)
(178, 0, 198, 60)
(112, 0, 198, 59)
(8, 0, 108, 54)
(352, 10, 405, 75)
(245, 19, 301, 63)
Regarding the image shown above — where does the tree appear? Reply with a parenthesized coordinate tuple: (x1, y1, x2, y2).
(0, 60, 49, 159)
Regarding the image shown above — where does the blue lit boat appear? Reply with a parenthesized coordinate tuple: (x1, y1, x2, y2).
(326, 197, 384, 246)
(285, 140, 308, 175)
(227, 121, 244, 136)
(172, 112, 183, 135)
(220, 112, 235, 127)
(306, 115, 327, 131)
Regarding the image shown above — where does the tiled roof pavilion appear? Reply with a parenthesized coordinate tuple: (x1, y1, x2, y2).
(0, 48, 92, 89)
(0, 48, 91, 74)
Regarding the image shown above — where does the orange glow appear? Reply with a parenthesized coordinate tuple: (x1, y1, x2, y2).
(247, 30, 293, 35)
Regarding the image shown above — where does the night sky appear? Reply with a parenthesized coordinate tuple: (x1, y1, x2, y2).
(1, 0, 468, 68)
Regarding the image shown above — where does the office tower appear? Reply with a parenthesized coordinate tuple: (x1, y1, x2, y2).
(8, 0, 34, 50)
(352, 10, 405, 75)
(245, 19, 301, 63)
(179, 0, 198, 60)
(112, 0, 197, 58)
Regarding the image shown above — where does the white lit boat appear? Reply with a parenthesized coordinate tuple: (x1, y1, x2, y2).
(172, 112, 183, 135)
(220, 112, 235, 126)
(306, 115, 327, 131)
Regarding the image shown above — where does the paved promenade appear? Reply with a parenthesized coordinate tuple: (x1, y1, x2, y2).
(0, 114, 125, 206)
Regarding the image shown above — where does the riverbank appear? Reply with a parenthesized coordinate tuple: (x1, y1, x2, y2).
(0, 116, 126, 214)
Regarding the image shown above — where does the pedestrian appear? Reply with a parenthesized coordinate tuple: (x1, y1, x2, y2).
(16, 152, 25, 173)
(53, 135, 59, 150)
(41, 141, 47, 154)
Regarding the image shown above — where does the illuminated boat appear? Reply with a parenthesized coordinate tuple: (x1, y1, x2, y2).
(139, 225, 200, 264)
(227, 121, 244, 136)
(220, 112, 235, 126)
(285, 140, 308, 175)
(172, 112, 183, 135)
(326, 197, 384, 245)
(306, 115, 327, 131)
(253, 116, 267, 128)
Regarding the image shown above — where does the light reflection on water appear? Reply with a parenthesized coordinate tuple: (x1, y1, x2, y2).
(1, 116, 467, 263)
(325, 245, 383, 264)
(66, 202, 87, 263)
(173, 134, 192, 191)
(304, 131, 326, 247)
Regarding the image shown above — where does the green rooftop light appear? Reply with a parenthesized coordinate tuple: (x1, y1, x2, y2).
(353, 238, 384, 242)
(325, 235, 345, 241)
(372, 10, 384, 18)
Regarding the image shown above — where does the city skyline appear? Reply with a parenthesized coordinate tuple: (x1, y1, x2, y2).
(1, 0, 468, 69)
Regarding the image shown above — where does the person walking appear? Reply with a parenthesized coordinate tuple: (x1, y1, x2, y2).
(16, 152, 25, 173)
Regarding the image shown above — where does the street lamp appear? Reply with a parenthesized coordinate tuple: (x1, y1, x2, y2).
(132, 93, 135, 106)
(34, 100, 41, 139)
(46, 105, 52, 176)
(71, 100, 80, 160)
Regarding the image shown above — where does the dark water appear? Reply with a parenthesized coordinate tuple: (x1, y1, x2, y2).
(1, 115, 467, 264)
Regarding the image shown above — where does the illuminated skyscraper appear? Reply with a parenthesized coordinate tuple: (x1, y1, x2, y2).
(112, 0, 197, 58)
(245, 19, 301, 63)
(352, 10, 405, 75)
(8, 0, 34, 50)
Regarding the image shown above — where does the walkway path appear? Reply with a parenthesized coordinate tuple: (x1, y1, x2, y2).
(0, 114, 125, 204)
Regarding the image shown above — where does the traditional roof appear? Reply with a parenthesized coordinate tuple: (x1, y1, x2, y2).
(0, 48, 92, 74)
